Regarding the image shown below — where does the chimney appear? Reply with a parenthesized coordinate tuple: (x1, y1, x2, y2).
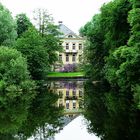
(58, 21, 63, 24)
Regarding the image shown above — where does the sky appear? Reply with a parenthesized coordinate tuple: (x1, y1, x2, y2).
(1, 0, 111, 34)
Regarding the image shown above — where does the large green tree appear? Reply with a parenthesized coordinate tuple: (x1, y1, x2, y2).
(0, 3, 17, 46)
(16, 13, 33, 38)
(16, 27, 50, 80)
(80, 0, 131, 81)
(104, 0, 140, 91)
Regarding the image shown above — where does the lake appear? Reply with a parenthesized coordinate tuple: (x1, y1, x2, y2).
(0, 79, 140, 140)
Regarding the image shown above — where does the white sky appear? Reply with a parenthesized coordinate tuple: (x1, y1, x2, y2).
(0, 0, 110, 34)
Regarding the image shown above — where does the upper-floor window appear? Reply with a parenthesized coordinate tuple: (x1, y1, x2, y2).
(79, 43, 82, 50)
(66, 43, 69, 50)
(66, 54, 69, 62)
(72, 43, 76, 50)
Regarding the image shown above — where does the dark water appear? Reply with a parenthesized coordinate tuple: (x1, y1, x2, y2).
(84, 81, 140, 140)
(0, 80, 140, 140)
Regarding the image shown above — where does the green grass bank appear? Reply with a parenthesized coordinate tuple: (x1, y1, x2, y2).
(47, 72, 85, 78)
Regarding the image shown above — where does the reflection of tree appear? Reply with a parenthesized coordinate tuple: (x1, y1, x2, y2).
(0, 85, 63, 140)
(84, 81, 140, 140)
(0, 134, 18, 140)
(0, 91, 35, 135)
(17, 86, 64, 139)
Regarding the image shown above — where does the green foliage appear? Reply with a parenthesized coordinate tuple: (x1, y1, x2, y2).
(80, 0, 131, 81)
(33, 9, 62, 66)
(104, 0, 140, 91)
(105, 46, 140, 90)
(16, 27, 50, 80)
(133, 85, 140, 109)
(80, 14, 105, 80)
(0, 46, 35, 91)
(0, 3, 17, 46)
(16, 13, 33, 38)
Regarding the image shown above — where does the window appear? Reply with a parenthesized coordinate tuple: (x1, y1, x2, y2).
(73, 100, 76, 109)
(59, 91, 63, 98)
(72, 43, 76, 50)
(72, 90, 76, 97)
(72, 54, 76, 62)
(66, 100, 69, 109)
(79, 43, 82, 50)
(66, 43, 69, 50)
(59, 54, 62, 61)
(66, 54, 69, 62)
(66, 90, 69, 97)
(66, 103, 69, 109)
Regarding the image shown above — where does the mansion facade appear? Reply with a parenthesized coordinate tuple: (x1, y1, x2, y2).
(56, 21, 85, 71)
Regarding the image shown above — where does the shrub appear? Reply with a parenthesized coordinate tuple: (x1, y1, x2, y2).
(59, 64, 77, 72)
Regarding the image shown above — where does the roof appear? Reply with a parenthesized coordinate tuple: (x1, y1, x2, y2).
(58, 23, 80, 38)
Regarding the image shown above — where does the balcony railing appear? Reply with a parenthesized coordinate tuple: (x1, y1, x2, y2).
(65, 49, 78, 53)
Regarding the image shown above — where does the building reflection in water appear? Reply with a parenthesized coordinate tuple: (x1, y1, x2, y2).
(51, 80, 84, 125)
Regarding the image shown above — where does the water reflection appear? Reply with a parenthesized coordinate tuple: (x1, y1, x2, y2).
(2, 79, 136, 140)
(84, 80, 140, 140)
(48, 80, 84, 128)
(0, 84, 63, 140)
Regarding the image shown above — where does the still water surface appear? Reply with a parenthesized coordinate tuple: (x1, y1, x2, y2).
(1, 79, 140, 140)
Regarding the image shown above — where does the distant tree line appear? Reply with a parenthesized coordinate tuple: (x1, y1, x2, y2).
(0, 3, 62, 91)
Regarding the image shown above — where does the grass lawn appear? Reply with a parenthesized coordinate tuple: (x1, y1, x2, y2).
(47, 72, 85, 78)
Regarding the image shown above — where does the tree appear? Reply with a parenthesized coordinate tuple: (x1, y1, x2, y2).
(80, 0, 131, 81)
(33, 9, 62, 66)
(33, 8, 53, 36)
(16, 13, 33, 38)
(80, 14, 105, 80)
(0, 3, 17, 46)
(104, 0, 140, 91)
(17, 86, 63, 139)
(0, 46, 35, 91)
(16, 27, 50, 80)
